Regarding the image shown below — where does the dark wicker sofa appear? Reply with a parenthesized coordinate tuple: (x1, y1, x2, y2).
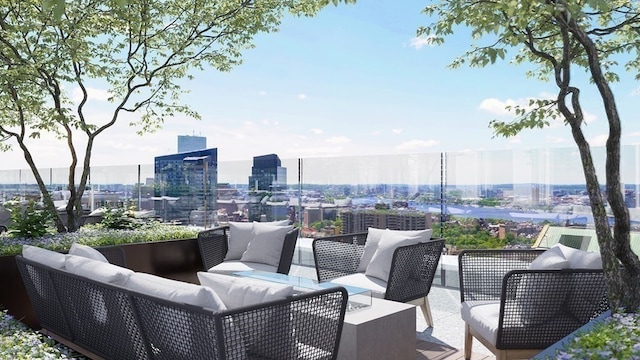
(458, 249, 609, 360)
(16, 254, 347, 360)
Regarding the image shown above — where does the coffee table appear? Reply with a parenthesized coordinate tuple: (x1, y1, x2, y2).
(233, 270, 415, 360)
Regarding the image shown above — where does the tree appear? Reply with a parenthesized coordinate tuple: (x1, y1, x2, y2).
(419, 0, 640, 309)
(0, 0, 347, 232)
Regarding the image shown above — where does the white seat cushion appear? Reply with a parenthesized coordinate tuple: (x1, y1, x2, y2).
(197, 272, 293, 309)
(207, 261, 278, 275)
(461, 300, 501, 345)
(65, 255, 133, 285)
(328, 273, 387, 298)
(240, 223, 294, 267)
(364, 231, 423, 281)
(68, 242, 109, 263)
(126, 272, 226, 310)
(357, 228, 432, 272)
(554, 244, 603, 269)
(225, 222, 255, 260)
(529, 245, 570, 270)
(22, 245, 66, 269)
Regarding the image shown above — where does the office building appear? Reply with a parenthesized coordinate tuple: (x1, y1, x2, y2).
(340, 209, 432, 234)
(177, 135, 206, 153)
(248, 154, 287, 191)
(154, 148, 217, 226)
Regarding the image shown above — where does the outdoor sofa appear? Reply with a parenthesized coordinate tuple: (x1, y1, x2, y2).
(16, 243, 348, 360)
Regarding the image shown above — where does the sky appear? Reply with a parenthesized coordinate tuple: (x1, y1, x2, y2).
(1, 0, 639, 173)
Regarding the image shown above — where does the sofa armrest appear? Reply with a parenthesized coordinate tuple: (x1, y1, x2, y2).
(458, 249, 544, 302)
(197, 226, 230, 270)
(97, 246, 127, 267)
(386, 239, 445, 303)
(497, 269, 609, 350)
(313, 232, 367, 281)
(276, 227, 300, 274)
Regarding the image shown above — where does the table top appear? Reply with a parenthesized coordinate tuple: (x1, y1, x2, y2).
(233, 270, 371, 297)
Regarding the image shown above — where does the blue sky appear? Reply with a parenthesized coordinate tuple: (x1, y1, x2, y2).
(1, 0, 639, 171)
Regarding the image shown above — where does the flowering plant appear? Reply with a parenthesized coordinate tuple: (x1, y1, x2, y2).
(555, 311, 640, 359)
(0, 310, 84, 359)
(0, 223, 199, 255)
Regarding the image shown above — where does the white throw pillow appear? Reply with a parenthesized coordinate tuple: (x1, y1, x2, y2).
(65, 255, 133, 285)
(68, 242, 109, 263)
(240, 223, 294, 267)
(224, 222, 255, 260)
(127, 272, 226, 310)
(197, 272, 294, 309)
(528, 245, 570, 270)
(555, 244, 603, 269)
(357, 228, 432, 272)
(364, 231, 423, 281)
(22, 245, 66, 269)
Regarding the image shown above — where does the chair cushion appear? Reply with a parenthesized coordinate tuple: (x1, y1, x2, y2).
(197, 272, 293, 309)
(328, 273, 387, 298)
(357, 228, 432, 272)
(65, 254, 133, 285)
(365, 231, 423, 281)
(207, 260, 278, 275)
(22, 245, 66, 269)
(461, 300, 501, 345)
(225, 222, 255, 260)
(126, 272, 226, 310)
(529, 245, 570, 270)
(240, 223, 294, 267)
(555, 244, 603, 269)
(68, 242, 109, 263)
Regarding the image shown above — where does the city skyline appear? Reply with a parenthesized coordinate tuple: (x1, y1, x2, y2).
(1, 1, 639, 172)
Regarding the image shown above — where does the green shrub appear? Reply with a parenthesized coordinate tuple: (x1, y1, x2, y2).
(5, 200, 54, 238)
(100, 207, 142, 230)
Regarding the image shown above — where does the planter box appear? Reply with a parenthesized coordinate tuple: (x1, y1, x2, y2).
(0, 238, 202, 330)
(532, 310, 612, 359)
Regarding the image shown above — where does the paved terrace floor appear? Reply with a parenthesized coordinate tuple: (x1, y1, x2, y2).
(290, 264, 495, 360)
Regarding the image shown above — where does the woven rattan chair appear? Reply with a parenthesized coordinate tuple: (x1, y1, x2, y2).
(198, 225, 299, 274)
(459, 249, 609, 360)
(96, 246, 127, 267)
(313, 232, 445, 327)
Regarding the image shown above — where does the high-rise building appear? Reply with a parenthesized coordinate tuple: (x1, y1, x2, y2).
(154, 148, 217, 226)
(177, 135, 206, 153)
(248, 154, 287, 191)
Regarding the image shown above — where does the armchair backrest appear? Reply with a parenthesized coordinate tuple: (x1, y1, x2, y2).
(313, 232, 368, 281)
(458, 249, 545, 302)
(386, 238, 445, 303)
(276, 227, 300, 274)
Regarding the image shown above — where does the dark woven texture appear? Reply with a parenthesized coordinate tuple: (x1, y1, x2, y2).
(458, 249, 610, 350)
(313, 232, 445, 302)
(197, 225, 300, 274)
(97, 246, 127, 267)
(16, 255, 347, 360)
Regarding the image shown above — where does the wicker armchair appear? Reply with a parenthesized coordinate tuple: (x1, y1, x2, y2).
(198, 225, 299, 274)
(459, 249, 609, 360)
(313, 232, 445, 327)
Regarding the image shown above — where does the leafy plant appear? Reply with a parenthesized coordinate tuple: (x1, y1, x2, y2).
(99, 207, 142, 230)
(5, 200, 53, 238)
(0, 310, 83, 359)
(553, 311, 640, 360)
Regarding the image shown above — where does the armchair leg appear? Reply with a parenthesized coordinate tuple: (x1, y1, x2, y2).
(408, 296, 433, 328)
(464, 323, 472, 360)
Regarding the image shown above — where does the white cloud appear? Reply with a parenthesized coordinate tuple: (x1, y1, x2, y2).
(297, 94, 307, 100)
(371, 130, 382, 136)
(396, 139, 439, 150)
(589, 134, 609, 146)
(259, 91, 267, 96)
(508, 136, 521, 144)
(546, 135, 567, 144)
(479, 98, 523, 115)
(71, 86, 110, 103)
(392, 128, 403, 134)
(326, 136, 351, 144)
(409, 36, 435, 49)
(311, 128, 324, 135)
